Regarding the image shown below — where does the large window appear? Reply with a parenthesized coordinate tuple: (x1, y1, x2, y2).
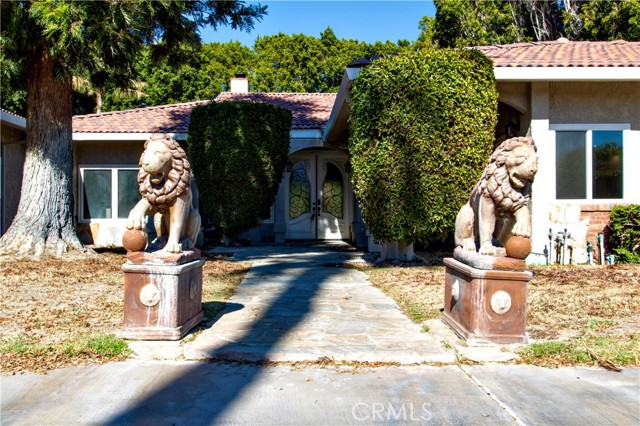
(79, 166, 139, 221)
(555, 129, 624, 200)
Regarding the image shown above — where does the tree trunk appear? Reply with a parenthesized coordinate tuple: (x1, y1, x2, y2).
(0, 49, 84, 257)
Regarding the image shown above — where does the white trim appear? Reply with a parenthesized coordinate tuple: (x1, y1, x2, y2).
(73, 132, 188, 141)
(495, 67, 640, 81)
(290, 129, 322, 139)
(346, 67, 361, 81)
(0, 111, 26, 130)
(550, 123, 630, 131)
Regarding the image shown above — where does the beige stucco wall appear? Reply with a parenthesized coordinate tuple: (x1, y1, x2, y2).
(75, 140, 144, 165)
(550, 82, 640, 129)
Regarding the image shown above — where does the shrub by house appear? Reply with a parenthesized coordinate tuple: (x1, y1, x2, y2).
(188, 101, 292, 239)
(349, 48, 498, 257)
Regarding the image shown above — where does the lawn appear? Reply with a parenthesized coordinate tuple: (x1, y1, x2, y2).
(0, 250, 250, 374)
(364, 259, 640, 369)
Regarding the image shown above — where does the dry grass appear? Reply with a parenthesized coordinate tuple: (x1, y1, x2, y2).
(0, 250, 250, 374)
(363, 259, 640, 368)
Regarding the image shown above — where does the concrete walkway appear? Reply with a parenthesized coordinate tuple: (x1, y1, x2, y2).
(2, 243, 639, 425)
(183, 243, 453, 364)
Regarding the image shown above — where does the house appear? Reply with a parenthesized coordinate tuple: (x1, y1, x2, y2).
(473, 39, 640, 264)
(324, 39, 640, 263)
(2, 39, 638, 264)
(71, 85, 341, 246)
(0, 109, 26, 234)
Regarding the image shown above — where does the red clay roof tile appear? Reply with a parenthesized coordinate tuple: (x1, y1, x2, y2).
(215, 92, 337, 130)
(73, 93, 337, 134)
(73, 101, 209, 134)
(472, 39, 640, 67)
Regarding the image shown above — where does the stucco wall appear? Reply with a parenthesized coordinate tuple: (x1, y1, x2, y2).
(550, 82, 640, 129)
(1, 125, 26, 234)
(525, 81, 640, 264)
(75, 140, 144, 165)
(1, 143, 25, 233)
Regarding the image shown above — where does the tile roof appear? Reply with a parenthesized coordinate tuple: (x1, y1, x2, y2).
(472, 39, 640, 67)
(215, 92, 337, 130)
(72, 92, 337, 134)
(73, 101, 209, 133)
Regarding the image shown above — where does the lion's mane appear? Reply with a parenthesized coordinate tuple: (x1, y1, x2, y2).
(478, 137, 536, 216)
(138, 134, 192, 210)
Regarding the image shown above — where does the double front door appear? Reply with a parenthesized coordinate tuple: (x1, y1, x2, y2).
(285, 153, 350, 240)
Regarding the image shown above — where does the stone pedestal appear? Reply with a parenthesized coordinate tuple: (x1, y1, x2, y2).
(442, 257, 531, 344)
(122, 251, 204, 340)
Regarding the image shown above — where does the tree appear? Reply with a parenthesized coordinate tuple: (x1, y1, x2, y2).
(580, 0, 640, 41)
(252, 29, 404, 93)
(187, 102, 291, 239)
(0, 0, 266, 257)
(349, 49, 497, 260)
(428, 0, 640, 48)
(141, 41, 255, 106)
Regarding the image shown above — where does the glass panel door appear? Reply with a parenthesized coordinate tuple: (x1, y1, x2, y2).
(322, 162, 343, 219)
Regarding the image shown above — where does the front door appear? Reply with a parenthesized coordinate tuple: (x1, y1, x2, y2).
(285, 154, 349, 240)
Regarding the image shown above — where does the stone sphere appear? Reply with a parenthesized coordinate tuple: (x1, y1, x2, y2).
(122, 229, 147, 252)
(505, 236, 531, 259)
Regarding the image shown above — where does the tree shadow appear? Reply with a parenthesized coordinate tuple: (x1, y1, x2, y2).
(105, 249, 344, 425)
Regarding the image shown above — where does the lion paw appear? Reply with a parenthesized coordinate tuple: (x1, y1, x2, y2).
(461, 240, 476, 252)
(511, 223, 531, 238)
(479, 244, 496, 256)
(164, 243, 183, 254)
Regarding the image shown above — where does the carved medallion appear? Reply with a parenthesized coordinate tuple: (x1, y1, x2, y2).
(490, 290, 512, 314)
(451, 279, 460, 302)
(189, 279, 198, 300)
(139, 284, 160, 307)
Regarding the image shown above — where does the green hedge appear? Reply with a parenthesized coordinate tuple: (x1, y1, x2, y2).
(348, 48, 498, 244)
(187, 101, 291, 238)
(606, 205, 640, 264)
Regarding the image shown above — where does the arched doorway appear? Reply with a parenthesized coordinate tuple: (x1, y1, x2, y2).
(285, 149, 352, 240)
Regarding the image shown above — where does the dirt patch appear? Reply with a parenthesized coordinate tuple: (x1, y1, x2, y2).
(361, 258, 640, 368)
(0, 251, 250, 374)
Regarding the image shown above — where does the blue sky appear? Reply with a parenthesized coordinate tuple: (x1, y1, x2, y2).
(201, 1, 436, 46)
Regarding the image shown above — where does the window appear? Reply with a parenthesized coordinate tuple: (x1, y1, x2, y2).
(555, 128, 624, 200)
(79, 166, 139, 221)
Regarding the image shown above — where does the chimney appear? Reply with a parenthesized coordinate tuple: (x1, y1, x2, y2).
(230, 73, 249, 93)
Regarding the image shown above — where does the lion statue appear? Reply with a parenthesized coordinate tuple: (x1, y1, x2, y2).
(126, 134, 201, 253)
(455, 137, 538, 256)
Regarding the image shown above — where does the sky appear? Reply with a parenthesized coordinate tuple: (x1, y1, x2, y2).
(201, 1, 436, 46)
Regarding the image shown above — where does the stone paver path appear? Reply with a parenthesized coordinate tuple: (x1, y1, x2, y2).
(182, 243, 454, 364)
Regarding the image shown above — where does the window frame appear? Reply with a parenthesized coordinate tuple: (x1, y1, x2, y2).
(78, 165, 139, 223)
(551, 124, 630, 203)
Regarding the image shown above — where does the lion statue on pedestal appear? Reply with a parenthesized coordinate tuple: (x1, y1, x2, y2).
(126, 134, 201, 253)
(455, 137, 538, 256)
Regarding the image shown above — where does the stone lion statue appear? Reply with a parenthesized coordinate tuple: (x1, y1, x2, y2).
(126, 134, 201, 253)
(455, 137, 538, 256)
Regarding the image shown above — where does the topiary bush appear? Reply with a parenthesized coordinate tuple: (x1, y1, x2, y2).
(606, 205, 640, 264)
(348, 48, 498, 246)
(187, 101, 291, 238)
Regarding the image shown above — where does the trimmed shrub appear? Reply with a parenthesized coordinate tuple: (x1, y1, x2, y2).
(348, 48, 498, 244)
(606, 205, 640, 264)
(187, 101, 292, 238)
